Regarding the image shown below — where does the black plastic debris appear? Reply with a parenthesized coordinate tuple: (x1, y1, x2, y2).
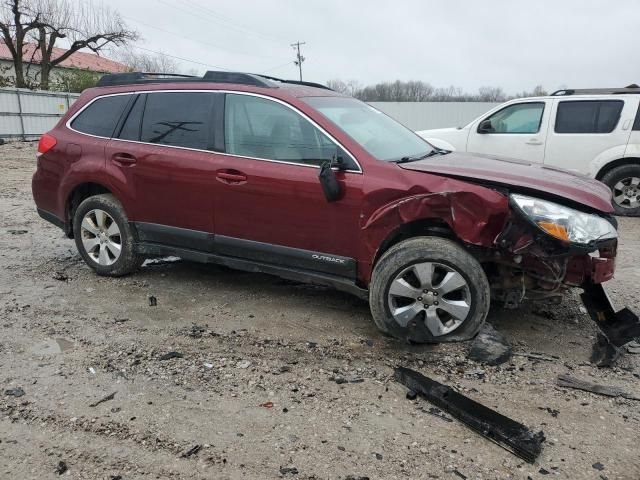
(394, 367, 544, 463)
(89, 391, 116, 407)
(7, 229, 27, 235)
(279, 466, 299, 475)
(148, 295, 157, 307)
(52, 271, 68, 281)
(556, 374, 640, 401)
(5, 387, 25, 397)
(581, 283, 640, 366)
(592, 462, 605, 471)
(406, 389, 417, 400)
(158, 351, 183, 361)
(181, 444, 202, 458)
(468, 323, 512, 366)
(55, 461, 68, 475)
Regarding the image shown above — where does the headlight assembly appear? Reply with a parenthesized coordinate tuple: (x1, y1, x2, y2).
(510, 194, 617, 245)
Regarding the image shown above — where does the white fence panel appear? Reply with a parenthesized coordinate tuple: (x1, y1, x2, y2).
(0, 87, 80, 140)
(368, 101, 499, 131)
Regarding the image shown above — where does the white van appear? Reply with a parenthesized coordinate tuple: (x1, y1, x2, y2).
(417, 87, 640, 215)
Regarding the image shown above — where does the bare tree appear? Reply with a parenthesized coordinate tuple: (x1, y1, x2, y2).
(477, 86, 506, 102)
(115, 50, 180, 73)
(0, 0, 137, 89)
(326, 78, 361, 96)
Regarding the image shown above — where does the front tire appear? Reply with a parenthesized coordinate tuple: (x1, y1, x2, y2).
(369, 237, 490, 343)
(72, 194, 143, 276)
(601, 165, 640, 216)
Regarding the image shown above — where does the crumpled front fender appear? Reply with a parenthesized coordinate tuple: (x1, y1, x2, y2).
(360, 187, 510, 280)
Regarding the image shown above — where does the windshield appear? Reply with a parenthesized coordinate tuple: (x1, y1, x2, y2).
(303, 96, 433, 161)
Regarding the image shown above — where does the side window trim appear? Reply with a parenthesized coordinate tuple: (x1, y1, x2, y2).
(65, 90, 361, 173)
(477, 101, 545, 134)
(222, 92, 360, 172)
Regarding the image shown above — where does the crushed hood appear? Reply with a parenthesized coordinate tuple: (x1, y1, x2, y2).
(400, 152, 613, 213)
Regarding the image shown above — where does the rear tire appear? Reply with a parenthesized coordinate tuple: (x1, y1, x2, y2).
(369, 237, 490, 343)
(72, 194, 143, 276)
(601, 165, 640, 216)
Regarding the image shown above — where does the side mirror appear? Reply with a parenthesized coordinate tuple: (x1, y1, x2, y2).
(478, 119, 493, 133)
(319, 161, 342, 202)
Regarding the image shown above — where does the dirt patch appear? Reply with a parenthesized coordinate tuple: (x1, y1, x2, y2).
(1, 141, 639, 479)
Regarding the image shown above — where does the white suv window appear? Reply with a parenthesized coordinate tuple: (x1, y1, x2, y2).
(555, 100, 623, 134)
(480, 102, 545, 134)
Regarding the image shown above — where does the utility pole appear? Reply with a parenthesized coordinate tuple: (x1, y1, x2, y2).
(291, 41, 306, 81)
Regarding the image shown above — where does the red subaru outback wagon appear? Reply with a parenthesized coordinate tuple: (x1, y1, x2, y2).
(32, 71, 618, 343)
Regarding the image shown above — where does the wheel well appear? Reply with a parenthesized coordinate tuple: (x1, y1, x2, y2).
(65, 183, 112, 238)
(373, 218, 458, 266)
(596, 157, 640, 180)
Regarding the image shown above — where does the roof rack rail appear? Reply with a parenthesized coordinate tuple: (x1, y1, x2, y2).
(96, 70, 333, 91)
(551, 84, 640, 96)
(257, 74, 333, 91)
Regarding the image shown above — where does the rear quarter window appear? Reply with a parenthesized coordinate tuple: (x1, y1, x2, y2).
(140, 92, 216, 150)
(555, 100, 624, 134)
(71, 95, 130, 137)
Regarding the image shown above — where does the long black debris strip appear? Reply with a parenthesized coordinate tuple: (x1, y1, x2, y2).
(394, 367, 544, 463)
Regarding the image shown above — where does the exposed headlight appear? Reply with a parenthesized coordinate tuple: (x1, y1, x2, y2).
(510, 194, 617, 245)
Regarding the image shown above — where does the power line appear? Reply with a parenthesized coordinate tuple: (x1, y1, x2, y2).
(291, 41, 306, 81)
(157, 0, 287, 46)
(124, 15, 287, 64)
(259, 60, 295, 75)
(131, 45, 229, 71)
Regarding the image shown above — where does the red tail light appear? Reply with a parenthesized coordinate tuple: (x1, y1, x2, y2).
(37, 133, 57, 155)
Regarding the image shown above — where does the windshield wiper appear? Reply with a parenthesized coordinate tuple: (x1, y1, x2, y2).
(395, 148, 449, 164)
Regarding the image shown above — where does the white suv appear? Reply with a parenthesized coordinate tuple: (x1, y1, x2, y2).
(417, 87, 640, 215)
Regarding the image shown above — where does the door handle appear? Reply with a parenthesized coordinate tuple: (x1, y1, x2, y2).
(216, 170, 247, 184)
(112, 152, 137, 166)
(525, 139, 543, 145)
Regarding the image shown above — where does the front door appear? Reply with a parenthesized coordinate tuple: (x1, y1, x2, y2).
(466, 100, 550, 163)
(212, 92, 364, 278)
(105, 91, 223, 249)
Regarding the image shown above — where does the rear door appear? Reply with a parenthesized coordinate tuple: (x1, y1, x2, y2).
(544, 98, 634, 175)
(466, 100, 550, 163)
(105, 91, 223, 249)
(211, 92, 364, 278)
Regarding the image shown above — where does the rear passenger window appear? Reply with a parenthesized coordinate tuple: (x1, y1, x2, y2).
(140, 92, 216, 150)
(633, 105, 640, 131)
(224, 93, 345, 167)
(118, 94, 144, 141)
(555, 100, 623, 133)
(71, 95, 129, 137)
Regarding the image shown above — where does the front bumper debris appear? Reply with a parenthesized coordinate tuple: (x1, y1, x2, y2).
(581, 283, 640, 366)
(394, 367, 544, 463)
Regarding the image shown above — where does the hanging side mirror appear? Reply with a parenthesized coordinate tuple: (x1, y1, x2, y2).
(319, 161, 342, 202)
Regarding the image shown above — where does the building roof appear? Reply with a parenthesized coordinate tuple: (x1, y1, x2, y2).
(0, 41, 128, 73)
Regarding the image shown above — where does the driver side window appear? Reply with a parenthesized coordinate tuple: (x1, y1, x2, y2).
(480, 102, 545, 134)
(224, 93, 350, 168)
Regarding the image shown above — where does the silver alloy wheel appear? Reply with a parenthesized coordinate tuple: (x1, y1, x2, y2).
(387, 262, 471, 336)
(612, 176, 640, 209)
(80, 209, 122, 266)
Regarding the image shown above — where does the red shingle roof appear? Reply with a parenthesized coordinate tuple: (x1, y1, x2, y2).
(0, 41, 128, 73)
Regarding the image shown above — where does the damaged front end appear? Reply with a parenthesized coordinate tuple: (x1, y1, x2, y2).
(485, 193, 639, 365)
(485, 193, 618, 308)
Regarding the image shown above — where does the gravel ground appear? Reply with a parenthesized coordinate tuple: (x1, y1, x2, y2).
(1, 141, 639, 480)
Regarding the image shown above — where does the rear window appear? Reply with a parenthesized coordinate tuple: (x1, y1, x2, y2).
(555, 100, 623, 134)
(71, 95, 130, 137)
(140, 92, 216, 150)
(634, 104, 640, 131)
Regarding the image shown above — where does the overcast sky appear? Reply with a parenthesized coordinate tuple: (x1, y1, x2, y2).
(99, 0, 639, 94)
